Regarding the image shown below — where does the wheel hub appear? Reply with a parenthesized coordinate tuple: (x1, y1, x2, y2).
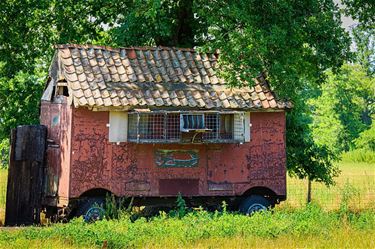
(247, 203, 266, 214)
(84, 206, 105, 223)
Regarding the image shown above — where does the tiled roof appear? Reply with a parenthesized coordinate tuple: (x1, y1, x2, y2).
(53, 44, 291, 110)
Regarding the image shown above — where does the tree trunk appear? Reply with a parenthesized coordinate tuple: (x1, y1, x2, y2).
(307, 177, 312, 204)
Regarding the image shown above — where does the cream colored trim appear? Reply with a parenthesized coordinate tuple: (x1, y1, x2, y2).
(109, 111, 128, 142)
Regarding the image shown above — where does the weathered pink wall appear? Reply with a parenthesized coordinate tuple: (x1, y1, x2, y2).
(68, 108, 286, 198)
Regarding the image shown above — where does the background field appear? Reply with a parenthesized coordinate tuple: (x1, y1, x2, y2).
(283, 162, 375, 210)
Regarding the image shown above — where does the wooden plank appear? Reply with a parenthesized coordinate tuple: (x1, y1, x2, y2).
(5, 125, 47, 226)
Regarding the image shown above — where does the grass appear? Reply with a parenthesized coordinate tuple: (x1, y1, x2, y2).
(0, 204, 374, 248)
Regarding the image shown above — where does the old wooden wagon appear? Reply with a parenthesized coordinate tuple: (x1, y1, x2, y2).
(6, 44, 291, 223)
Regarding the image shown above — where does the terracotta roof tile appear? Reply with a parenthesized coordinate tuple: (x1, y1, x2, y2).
(54, 44, 290, 110)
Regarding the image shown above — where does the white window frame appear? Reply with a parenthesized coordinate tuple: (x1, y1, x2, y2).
(108, 110, 251, 144)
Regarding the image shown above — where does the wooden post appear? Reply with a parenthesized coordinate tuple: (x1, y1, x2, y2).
(5, 125, 47, 226)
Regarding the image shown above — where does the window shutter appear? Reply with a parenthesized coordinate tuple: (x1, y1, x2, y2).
(233, 113, 245, 142)
(109, 111, 128, 142)
(244, 112, 251, 142)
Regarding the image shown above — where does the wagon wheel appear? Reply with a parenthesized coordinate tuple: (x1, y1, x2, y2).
(239, 195, 270, 215)
(76, 198, 105, 223)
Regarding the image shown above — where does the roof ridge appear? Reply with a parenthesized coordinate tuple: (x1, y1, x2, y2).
(54, 44, 199, 53)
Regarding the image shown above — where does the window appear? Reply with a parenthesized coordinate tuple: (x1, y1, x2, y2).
(220, 114, 234, 139)
(123, 111, 249, 143)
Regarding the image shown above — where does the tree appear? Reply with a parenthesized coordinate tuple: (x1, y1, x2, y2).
(352, 25, 374, 75)
(0, 0, 354, 185)
(310, 64, 374, 154)
(342, 0, 374, 29)
(343, 0, 374, 75)
(0, 0, 129, 137)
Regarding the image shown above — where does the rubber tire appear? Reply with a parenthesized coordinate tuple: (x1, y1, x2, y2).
(76, 198, 105, 222)
(239, 195, 270, 215)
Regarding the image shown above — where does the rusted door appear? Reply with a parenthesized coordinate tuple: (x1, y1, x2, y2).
(206, 145, 249, 192)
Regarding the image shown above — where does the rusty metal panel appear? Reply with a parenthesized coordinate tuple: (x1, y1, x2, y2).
(66, 108, 286, 199)
(69, 108, 114, 196)
(159, 179, 199, 196)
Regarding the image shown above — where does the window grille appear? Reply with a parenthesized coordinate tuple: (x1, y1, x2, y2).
(203, 113, 219, 140)
(127, 112, 245, 143)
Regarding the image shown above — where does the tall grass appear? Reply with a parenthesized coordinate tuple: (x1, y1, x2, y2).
(284, 162, 375, 210)
(0, 168, 7, 225)
(0, 204, 374, 249)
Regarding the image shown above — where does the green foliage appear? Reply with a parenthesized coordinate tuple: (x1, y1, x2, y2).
(200, 1, 351, 95)
(0, 70, 45, 139)
(342, 0, 374, 29)
(352, 25, 375, 75)
(112, 0, 209, 47)
(286, 97, 339, 185)
(0, 139, 9, 169)
(310, 64, 374, 154)
(102, 194, 135, 221)
(339, 180, 360, 215)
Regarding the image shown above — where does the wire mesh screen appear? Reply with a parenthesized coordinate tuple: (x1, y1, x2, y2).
(128, 112, 242, 143)
(128, 114, 138, 140)
(166, 113, 180, 140)
(203, 114, 219, 140)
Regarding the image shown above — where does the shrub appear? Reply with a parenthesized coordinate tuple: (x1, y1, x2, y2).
(341, 149, 375, 163)
(339, 181, 360, 214)
(355, 123, 375, 151)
